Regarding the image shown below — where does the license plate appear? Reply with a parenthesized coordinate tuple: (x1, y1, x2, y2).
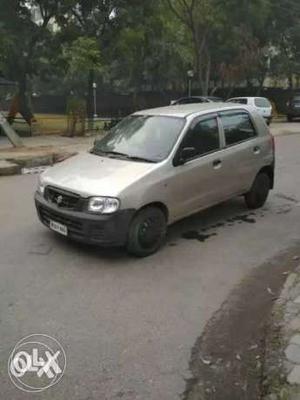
(50, 220, 68, 236)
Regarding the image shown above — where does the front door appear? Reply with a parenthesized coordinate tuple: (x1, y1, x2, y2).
(167, 114, 229, 221)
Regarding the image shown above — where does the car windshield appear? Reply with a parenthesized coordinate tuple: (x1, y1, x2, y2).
(93, 115, 185, 163)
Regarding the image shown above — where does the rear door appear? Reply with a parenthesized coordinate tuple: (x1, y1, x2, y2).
(218, 110, 260, 194)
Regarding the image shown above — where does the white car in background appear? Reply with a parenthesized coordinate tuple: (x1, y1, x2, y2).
(226, 97, 273, 125)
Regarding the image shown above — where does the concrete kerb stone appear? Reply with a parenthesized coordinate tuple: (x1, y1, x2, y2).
(0, 149, 77, 176)
(263, 265, 300, 398)
(6, 154, 54, 168)
(0, 160, 21, 176)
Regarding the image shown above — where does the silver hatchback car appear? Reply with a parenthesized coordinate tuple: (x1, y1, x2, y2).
(35, 103, 275, 256)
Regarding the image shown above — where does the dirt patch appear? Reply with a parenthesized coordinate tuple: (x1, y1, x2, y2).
(182, 231, 217, 242)
(183, 243, 300, 400)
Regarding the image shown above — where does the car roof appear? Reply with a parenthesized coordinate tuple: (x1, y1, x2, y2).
(134, 103, 253, 118)
(228, 96, 267, 100)
(177, 96, 206, 99)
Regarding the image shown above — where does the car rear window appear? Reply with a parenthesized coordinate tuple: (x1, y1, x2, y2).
(254, 98, 271, 108)
(219, 111, 257, 146)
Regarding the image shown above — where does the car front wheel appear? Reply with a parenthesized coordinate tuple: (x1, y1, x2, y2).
(245, 173, 271, 209)
(126, 206, 167, 257)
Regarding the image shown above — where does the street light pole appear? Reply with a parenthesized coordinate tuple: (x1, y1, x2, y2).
(93, 82, 98, 119)
(187, 70, 194, 97)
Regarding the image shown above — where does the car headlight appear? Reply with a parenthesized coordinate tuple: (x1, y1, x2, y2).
(88, 197, 120, 214)
(37, 176, 45, 195)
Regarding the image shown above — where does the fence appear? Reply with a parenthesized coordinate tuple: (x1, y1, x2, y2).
(0, 86, 297, 137)
(30, 87, 296, 117)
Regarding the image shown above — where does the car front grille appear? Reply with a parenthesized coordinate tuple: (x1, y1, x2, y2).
(39, 205, 84, 236)
(44, 186, 81, 210)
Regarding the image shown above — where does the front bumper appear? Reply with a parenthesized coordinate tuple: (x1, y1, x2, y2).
(35, 192, 135, 246)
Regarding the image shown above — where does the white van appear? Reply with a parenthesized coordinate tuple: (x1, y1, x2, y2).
(35, 103, 275, 257)
(226, 97, 273, 125)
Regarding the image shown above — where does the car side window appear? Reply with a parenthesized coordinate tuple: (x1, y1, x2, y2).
(182, 117, 220, 158)
(219, 111, 256, 146)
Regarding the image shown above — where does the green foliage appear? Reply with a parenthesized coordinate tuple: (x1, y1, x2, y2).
(63, 36, 102, 75)
(0, 0, 299, 105)
(66, 95, 86, 114)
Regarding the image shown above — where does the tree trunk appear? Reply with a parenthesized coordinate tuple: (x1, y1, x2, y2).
(256, 73, 266, 95)
(203, 54, 211, 96)
(288, 73, 293, 89)
(87, 69, 94, 130)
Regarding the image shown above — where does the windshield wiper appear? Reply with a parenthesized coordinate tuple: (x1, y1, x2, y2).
(126, 155, 157, 163)
(91, 149, 128, 158)
(102, 151, 130, 157)
(91, 149, 156, 163)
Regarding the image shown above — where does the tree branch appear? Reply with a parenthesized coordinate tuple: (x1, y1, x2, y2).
(71, 7, 85, 28)
(165, 0, 188, 26)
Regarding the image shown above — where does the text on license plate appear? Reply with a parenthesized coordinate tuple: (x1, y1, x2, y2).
(50, 220, 68, 236)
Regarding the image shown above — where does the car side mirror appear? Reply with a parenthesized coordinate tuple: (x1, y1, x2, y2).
(175, 147, 197, 166)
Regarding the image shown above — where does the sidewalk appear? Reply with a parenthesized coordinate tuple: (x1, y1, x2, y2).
(0, 133, 96, 153)
(271, 122, 300, 137)
(0, 134, 98, 175)
(263, 260, 300, 399)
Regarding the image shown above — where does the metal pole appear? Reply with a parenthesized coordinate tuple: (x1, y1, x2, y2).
(187, 70, 194, 97)
(93, 82, 97, 119)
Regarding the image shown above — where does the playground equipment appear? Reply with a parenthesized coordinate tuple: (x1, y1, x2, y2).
(0, 77, 23, 147)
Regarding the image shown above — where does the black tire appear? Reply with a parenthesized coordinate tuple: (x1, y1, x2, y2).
(126, 207, 167, 257)
(245, 173, 271, 209)
(287, 115, 293, 122)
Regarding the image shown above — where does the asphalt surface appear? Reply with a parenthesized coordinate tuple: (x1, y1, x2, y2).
(1, 124, 300, 399)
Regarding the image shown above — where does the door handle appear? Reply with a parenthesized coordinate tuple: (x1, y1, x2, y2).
(253, 146, 260, 154)
(213, 159, 222, 169)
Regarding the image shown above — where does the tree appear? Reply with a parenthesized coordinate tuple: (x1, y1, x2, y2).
(0, 0, 72, 122)
(59, 0, 121, 119)
(165, 0, 222, 95)
(268, 0, 300, 88)
(107, 1, 191, 95)
(62, 36, 102, 89)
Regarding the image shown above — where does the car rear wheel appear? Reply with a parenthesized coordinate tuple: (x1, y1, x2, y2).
(244, 173, 271, 209)
(126, 207, 167, 257)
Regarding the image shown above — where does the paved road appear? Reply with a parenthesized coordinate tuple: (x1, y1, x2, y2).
(0, 126, 300, 399)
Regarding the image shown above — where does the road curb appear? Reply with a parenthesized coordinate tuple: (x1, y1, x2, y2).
(263, 261, 300, 399)
(0, 151, 77, 176)
(0, 160, 21, 176)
